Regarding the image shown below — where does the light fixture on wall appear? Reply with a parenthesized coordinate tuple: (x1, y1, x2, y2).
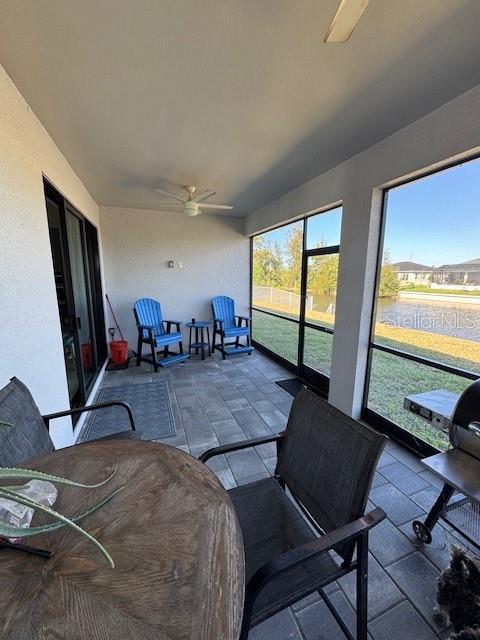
(324, 0, 369, 43)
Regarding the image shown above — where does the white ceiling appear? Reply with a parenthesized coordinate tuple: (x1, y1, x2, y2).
(1, 0, 479, 217)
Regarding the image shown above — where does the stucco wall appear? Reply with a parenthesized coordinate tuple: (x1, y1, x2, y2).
(0, 64, 100, 447)
(245, 85, 480, 418)
(100, 207, 250, 348)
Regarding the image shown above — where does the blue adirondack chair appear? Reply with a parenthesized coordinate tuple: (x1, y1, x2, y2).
(211, 296, 252, 359)
(133, 298, 188, 370)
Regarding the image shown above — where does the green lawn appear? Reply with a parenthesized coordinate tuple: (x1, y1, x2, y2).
(402, 284, 480, 297)
(253, 310, 471, 451)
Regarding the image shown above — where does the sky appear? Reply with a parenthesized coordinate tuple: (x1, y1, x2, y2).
(257, 156, 480, 267)
(384, 156, 480, 267)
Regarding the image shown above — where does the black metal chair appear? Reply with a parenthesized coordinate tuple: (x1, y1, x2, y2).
(0, 377, 140, 467)
(200, 386, 386, 640)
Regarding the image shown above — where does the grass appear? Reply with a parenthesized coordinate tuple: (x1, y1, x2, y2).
(401, 285, 480, 297)
(252, 308, 474, 451)
(254, 299, 480, 373)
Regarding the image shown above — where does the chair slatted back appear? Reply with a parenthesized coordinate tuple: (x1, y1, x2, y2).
(0, 378, 54, 467)
(134, 298, 165, 338)
(276, 387, 385, 556)
(212, 296, 236, 329)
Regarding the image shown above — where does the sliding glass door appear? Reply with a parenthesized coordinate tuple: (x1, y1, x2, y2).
(45, 180, 106, 408)
(251, 206, 342, 392)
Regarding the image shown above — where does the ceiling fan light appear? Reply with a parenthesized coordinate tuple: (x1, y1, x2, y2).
(324, 0, 369, 43)
(184, 201, 200, 216)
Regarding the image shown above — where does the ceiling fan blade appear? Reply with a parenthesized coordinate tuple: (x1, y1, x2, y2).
(324, 0, 369, 43)
(193, 189, 216, 203)
(199, 203, 234, 210)
(155, 203, 183, 208)
(153, 188, 186, 203)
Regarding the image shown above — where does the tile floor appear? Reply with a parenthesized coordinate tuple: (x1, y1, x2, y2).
(97, 350, 478, 640)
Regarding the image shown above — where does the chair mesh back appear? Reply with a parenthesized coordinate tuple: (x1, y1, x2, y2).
(134, 298, 164, 338)
(276, 387, 385, 538)
(0, 378, 54, 466)
(212, 296, 236, 328)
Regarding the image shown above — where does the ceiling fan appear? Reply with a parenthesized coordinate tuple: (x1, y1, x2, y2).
(324, 0, 369, 43)
(153, 185, 233, 216)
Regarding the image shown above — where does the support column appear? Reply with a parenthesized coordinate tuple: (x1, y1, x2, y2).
(328, 182, 383, 418)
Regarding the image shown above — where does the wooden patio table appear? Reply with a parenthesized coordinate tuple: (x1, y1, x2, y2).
(0, 440, 245, 640)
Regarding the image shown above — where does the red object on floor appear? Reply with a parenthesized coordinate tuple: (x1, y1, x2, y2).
(110, 340, 128, 365)
(81, 343, 93, 369)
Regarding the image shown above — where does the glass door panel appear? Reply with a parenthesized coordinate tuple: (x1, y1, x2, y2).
(46, 198, 81, 403)
(305, 254, 337, 328)
(65, 210, 96, 389)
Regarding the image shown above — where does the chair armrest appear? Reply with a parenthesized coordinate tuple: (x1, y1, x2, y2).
(199, 432, 285, 463)
(213, 317, 224, 325)
(137, 323, 155, 330)
(235, 315, 251, 321)
(164, 320, 182, 332)
(246, 507, 385, 600)
(42, 401, 136, 432)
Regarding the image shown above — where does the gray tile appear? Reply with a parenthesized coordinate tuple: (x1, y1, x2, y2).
(369, 600, 437, 640)
(207, 407, 233, 423)
(398, 519, 455, 572)
(409, 486, 444, 513)
(389, 447, 424, 473)
(371, 472, 389, 489)
(249, 608, 302, 639)
(386, 552, 440, 629)
(254, 441, 277, 460)
(380, 461, 431, 495)
(226, 397, 251, 411)
(418, 470, 444, 490)
(226, 449, 269, 483)
(258, 409, 288, 431)
(215, 467, 237, 490)
(377, 451, 397, 468)
(339, 554, 404, 620)
(295, 590, 367, 640)
(369, 516, 415, 567)
(232, 407, 261, 426)
(370, 483, 425, 526)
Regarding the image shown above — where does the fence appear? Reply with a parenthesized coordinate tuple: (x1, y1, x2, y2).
(253, 286, 313, 312)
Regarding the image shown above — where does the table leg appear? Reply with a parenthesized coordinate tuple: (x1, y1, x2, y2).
(189, 326, 192, 355)
(195, 327, 199, 354)
(200, 327, 205, 360)
(207, 327, 211, 356)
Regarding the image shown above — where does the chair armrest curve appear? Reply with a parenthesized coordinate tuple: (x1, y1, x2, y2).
(199, 432, 285, 462)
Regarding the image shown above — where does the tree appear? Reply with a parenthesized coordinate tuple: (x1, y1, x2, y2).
(252, 236, 285, 287)
(308, 254, 339, 295)
(283, 226, 303, 292)
(379, 251, 399, 298)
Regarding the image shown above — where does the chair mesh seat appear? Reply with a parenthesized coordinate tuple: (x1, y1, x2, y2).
(229, 477, 340, 627)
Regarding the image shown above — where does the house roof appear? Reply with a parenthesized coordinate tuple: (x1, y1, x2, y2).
(393, 262, 432, 272)
(437, 258, 480, 270)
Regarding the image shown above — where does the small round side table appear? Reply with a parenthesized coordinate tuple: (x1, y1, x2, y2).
(186, 320, 213, 360)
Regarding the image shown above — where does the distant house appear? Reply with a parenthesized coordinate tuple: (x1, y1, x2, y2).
(432, 258, 480, 285)
(393, 261, 432, 285)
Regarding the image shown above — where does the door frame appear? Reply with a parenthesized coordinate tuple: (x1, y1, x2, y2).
(251, 205, 342, 396)
(44, 178, 106, 409)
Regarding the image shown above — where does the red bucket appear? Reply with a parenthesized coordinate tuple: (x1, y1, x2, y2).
(110, 340, 128, 365)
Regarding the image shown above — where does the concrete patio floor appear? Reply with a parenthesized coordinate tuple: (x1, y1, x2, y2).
(96, 350, 476, 640)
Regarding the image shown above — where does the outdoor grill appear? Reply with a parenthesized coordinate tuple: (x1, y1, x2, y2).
(408, 379, 480, 548)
